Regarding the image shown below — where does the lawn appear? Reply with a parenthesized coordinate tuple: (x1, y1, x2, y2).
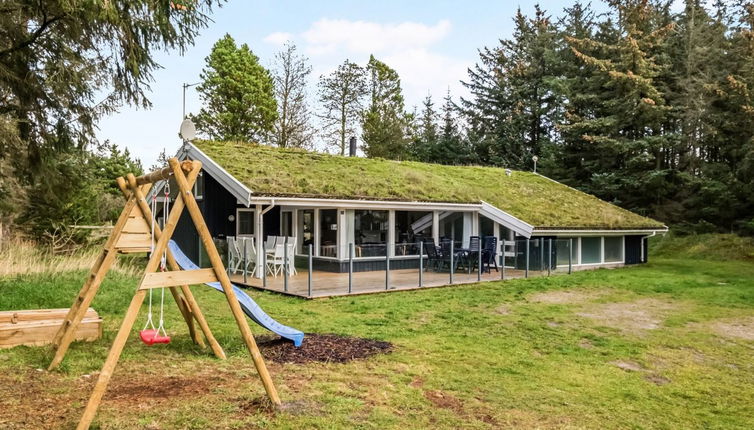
(1, 255, 753, 429)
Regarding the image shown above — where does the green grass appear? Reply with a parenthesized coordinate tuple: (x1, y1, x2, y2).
(650, 233, 754, 261)
(1, 257, 753, 429)
(195, 140, 664, 230)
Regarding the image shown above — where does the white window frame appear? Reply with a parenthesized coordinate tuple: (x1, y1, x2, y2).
(603, 235, 625, 263)
(235, 208, 255, 237)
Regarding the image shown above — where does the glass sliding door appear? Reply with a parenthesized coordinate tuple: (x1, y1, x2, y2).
(354, 210, 388, 257)
(581, 236, 602, 264)
(394, 211, 431, 255)
(604, 236, 623, 262)
(319, 209, 338, 257)
(298, 209, 314, 253)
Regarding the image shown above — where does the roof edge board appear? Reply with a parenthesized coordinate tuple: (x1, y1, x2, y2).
(183, 142, 253, 206)
(479, 201, 534, 238)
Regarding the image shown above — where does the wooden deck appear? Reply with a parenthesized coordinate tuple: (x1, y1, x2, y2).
(230, 266, 543, 298)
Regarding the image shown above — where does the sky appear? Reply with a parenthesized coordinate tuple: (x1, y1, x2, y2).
(95, 0, 653, 168)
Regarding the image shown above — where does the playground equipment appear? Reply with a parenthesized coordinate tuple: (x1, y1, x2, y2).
(48, 158, 283, 430)
(0, 308, 101, 349)
(168, 240, 304, 347)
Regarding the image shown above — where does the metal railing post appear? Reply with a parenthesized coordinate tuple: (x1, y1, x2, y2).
(283, 236, 289, 293)
(548, 238, 552, 276)
(449, 241, 454, 284)
(348, 243, 353, 294)
(419, 241, 424, 288)
(385, 247, 390, 290)
(568, 238, 573, 275)
(477, 241, 482, 282)
(540, 238, 544, 272)
(307, 244, 313, 297)
(501, 250, 505, 280)
(525, 239, 530, 278)
(243, 238, 248, 284)
(262, 242, 267, 289)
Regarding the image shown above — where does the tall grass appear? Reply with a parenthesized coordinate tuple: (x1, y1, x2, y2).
(650, 232, 754, 261)
(0, 238, 142, 277)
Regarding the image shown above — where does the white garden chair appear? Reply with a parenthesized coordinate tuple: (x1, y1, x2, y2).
(241, 237, 258, 278)
(226, 236, 242, 274)
(266, 243, 285, 277)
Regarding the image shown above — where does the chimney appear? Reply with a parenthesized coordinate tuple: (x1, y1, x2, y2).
(348, 136, 357, 157)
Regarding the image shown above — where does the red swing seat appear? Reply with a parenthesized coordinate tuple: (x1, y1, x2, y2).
(139, 329, 171, 346)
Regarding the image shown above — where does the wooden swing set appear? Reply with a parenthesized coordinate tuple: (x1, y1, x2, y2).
(48, 158, 280, 430)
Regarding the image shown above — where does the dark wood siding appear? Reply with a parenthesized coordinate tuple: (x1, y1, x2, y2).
(624, 235, 645, 264)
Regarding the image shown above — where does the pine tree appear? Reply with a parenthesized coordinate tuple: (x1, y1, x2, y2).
(194, 34, 277, 142)
(409, 94, 439, 161)
(461, 6, 561, 169)
(271, 42, 314, 148)
(362, 55, 410, 159)
(317, 60, 368, 155)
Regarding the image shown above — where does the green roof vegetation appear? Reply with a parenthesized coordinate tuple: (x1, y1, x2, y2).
(195, 141, 665, 230)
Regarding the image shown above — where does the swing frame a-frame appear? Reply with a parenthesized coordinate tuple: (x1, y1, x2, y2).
(49, 158, 281, 430)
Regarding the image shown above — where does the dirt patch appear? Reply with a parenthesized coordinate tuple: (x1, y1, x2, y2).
(707, 317, 754, 341)
(645, 374, 671, 385)
(529, 289, 608, 305)
(107, 375, 216, 402)
(495, 305, 511, 315)
(259, 333, 392, 364)
(424, 390, 464, 415)
(577, 298, 677, 334)
(578, 339, 595, 349)
(611, 360, 645, 372)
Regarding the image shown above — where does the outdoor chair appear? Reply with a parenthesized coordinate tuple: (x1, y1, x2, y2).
(226, 236, 242, 275)
(266, 244, 285, 277)
(264, 236, 277, 253)
(466, 236, 481, 273)
(439, 238, 463, 272)
(420, 238, 441, 271)
(241, 237, 258, 278)
(482, 236, 499, 273)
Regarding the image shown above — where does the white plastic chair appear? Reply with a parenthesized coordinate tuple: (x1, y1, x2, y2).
(266, 243, 285, 277)
(241, 237, 258, 278)
(264, 236, 277, 254)
(226, 236, 242, 274)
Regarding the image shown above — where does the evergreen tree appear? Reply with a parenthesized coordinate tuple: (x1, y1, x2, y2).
(271, 42, 314, 148)
(362, 55, 410, 159)
(409, 94, 439, 161)
(317, 60, 368, 155)
(461, 6, 561, 169)
(194, 34, 277, 142)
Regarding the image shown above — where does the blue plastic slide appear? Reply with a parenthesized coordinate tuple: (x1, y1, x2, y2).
(168, 240, 304, 347)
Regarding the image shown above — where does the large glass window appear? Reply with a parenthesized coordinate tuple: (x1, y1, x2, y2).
(581, 237, 602, 264)
(237, 209, 254, 236)
(355, 210, 388, 257)
(394, 211, 431, 255)
(319, 209, 338, 257)
(604, 236, 623, 262)
(298, 209, 314, 253)
(556, 238, 577, 266)
(439, 213, 465, 248)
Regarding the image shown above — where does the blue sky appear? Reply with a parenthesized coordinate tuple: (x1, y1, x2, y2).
(97, 0, 628, 168)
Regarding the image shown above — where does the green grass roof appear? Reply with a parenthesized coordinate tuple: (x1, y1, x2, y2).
(195, 141, 665, 230)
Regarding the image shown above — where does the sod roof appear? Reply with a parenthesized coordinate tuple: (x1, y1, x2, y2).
(194, 141, 665, 230)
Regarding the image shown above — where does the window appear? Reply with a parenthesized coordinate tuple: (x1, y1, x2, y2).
(298, 209, 314, 253)
(319, 209, 338, 257)
(556, 238, 577, 266)
(439, 213, 465, 248)
(604, 236, 623, 262)
(281, 211, 293, 237)
(237, 209, 254, 236)
(394, 211, 431, 255)
(355, 210, 388, 257)
(581, 237, 602, 264)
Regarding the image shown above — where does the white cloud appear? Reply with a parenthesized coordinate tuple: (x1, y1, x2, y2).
(301, 19, 452, 56)
(275, 18, 467, 109)
(263, 31, 294, 46)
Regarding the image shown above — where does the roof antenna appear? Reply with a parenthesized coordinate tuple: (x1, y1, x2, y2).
(532, 155, 539, 173)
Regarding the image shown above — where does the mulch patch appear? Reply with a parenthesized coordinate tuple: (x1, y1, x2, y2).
(259, 333, 392, 364)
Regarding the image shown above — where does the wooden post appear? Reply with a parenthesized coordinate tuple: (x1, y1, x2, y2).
(76, 164, 198, 429)
(124, 173, 224, 359)
(48, 190, 143, 370)
(169, 158, 281, 406)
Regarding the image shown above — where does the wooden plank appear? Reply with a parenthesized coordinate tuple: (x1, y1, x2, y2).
(123, 217, 151, 234)
(0, 308, 97, 324)
(140, 268, 218, 289)
(170, 158, 281, 406)
(1, 318, 102, 349)
(115, 232, 152, 249)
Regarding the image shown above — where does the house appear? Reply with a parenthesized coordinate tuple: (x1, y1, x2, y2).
(161, 140, 666, 295)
